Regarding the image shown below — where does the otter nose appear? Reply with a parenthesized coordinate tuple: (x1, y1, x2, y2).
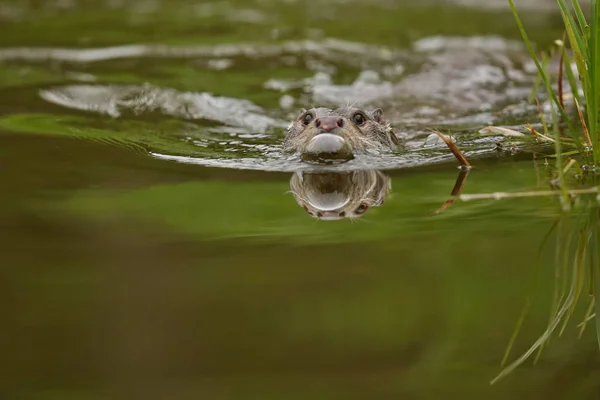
(317, 211, 345, 220)
(315, 116, 344, 132)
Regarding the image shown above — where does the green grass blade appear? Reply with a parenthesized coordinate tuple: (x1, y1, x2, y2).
(508, 0, 572, 126)
(558, 3, 591, 154)
(558, 0, 587, 74)
(559, 226, 588, 335)
(563, 46, 586, 158)
(578, 297, 595, 337)
(552, 217, 571, 333)
(502, 296, 533, 366)
(588, 0, 600, 158)
(491, 260, 578, 384)
(571, 0, 587, 38)
(508, 0, 581, 193)
(563, 46, 583, 109)
(500, 220, 558, 366)
(528, 73, 543, 104)
(570, 0, 589, 47)
(558, 0, 590, 123)
(561, 48, 589, 157)
(592, 206, 600, 349)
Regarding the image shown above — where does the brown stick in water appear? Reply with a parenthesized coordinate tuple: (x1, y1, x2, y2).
(429, 130, 471, 214)
(431, 168, 470, 215)
(430, 130, 471, 167)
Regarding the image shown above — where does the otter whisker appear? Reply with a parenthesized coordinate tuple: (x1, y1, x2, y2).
(285, 190, 311, 205)
(348, 95, 366, 110)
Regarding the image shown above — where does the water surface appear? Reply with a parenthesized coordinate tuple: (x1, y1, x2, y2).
(1, 0, 599, 399)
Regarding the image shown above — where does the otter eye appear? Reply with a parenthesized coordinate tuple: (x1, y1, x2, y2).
(302, 113, 314, 125)
(352, 112, 366, 125)
(354, 203, 368, 214)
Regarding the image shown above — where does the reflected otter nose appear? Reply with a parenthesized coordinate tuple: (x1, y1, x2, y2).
(315, 116, 344, 132)
(317, 211, 344, 220)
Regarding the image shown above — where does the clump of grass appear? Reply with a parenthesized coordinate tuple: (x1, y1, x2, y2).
(508, 0, 600, 167)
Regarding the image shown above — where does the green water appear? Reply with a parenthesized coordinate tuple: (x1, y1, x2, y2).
(1, 0, 599, 399)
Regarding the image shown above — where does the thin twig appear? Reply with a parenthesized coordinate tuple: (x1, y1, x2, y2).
(459, 186, 598, 201)
(526, 122, 555, 142)
(431, 169, 470, 215)
(430, 130, 471, 167)
(562, 157, 577, 174)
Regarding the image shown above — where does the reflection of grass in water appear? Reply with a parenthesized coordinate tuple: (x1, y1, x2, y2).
(488, 188, 599, 384)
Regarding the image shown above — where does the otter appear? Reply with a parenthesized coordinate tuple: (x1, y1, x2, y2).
(283, 107, 401, 163)
(289, 170, 391, 220)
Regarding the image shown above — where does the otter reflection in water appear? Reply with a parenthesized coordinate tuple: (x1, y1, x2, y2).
(289, 168, 471, 220)
(289, 170, 391, 220)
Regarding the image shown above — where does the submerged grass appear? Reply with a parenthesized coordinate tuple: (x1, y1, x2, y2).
(491, 0, 600, 384)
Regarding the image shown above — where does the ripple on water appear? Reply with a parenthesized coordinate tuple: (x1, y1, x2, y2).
(39, 84, 287, 133)
(0, 36, 547, 172)
(0, 38, 399, 65)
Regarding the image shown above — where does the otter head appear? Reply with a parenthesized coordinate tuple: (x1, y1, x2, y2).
(289, 170, 391, 220)
(283, 107, 400, 163)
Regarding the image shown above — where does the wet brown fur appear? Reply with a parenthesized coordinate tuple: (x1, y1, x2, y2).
(283, 107, 400, 155)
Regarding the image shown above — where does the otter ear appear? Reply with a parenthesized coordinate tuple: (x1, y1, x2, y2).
(371, 108, 384, 122)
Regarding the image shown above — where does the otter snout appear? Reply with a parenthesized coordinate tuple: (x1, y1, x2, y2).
(302, 133, 353, 163)
(315, 116, 344, 133)
(302, 117, 352, 163)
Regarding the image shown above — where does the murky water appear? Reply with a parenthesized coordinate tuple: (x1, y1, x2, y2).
(1, 0, 599, 399)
